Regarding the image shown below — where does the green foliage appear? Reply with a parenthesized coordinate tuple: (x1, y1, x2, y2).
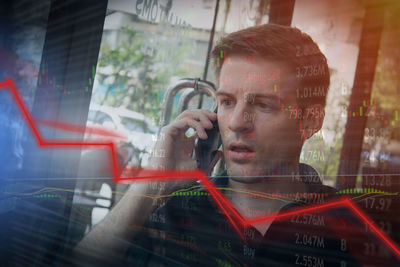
(95, 26, 201, 124)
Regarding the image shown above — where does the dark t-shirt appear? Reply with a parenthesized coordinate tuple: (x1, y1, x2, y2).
(124, 164, 399, 266)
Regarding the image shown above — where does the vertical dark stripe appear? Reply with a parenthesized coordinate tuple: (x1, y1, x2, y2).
(202, 0, 220, 81)
(268, 0, 295, 26)
(337, 4, 384, 189)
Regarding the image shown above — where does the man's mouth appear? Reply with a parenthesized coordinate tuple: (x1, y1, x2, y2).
(228, 142, 256, 162)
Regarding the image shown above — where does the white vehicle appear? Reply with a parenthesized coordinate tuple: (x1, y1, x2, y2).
(86, 103, 158, 166)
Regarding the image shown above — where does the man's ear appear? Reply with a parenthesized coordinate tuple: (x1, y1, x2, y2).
(301, 104, 325, 140)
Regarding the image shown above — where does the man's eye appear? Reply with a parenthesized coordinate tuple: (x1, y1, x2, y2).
(257, 102, 276, 111)
(257, 102, 270, 108)
(221, 99, 233, 106)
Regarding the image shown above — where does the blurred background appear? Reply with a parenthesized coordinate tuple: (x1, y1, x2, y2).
(0, 0, 399, 265)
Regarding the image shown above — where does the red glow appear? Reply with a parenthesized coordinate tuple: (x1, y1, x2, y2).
(37, 119, 126, 139)
(1, 78, 399, 259)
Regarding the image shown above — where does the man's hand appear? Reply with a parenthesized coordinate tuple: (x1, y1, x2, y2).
(150, 109, 218, 172)
(73, 109, 217, 264)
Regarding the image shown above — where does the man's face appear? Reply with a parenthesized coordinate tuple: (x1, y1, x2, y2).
(217, 55, 303, 182)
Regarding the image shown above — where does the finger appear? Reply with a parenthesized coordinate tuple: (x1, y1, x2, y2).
(175, 110, 212, 129)
(177, 117, 208, 139)
(161, 114, 200, 137)
(176, 109, 195, 120)
(179, 109, 217, 122)
(190, 111, 214, 129)
(200, 109, 218, 121)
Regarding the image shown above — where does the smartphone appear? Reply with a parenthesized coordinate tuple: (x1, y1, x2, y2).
(195, 112, 222, 175)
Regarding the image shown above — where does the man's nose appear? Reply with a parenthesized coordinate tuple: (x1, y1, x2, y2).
(228, 103, 254, 133)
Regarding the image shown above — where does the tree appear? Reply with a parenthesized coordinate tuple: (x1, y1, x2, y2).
(94, 26, 201, 124)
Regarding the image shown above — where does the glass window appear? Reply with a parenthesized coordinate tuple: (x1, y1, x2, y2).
(87, 110, 97, 122)
(0, 1, 50, 173)
(90, 0, 218, 154)
(291, 0, 365, 186)
(120, 116, 148, 133)
(76, 0, 219, 231)
(4, 1, 400, 266)
(360, 6, 400, 186)
(97, 112, 114, 126)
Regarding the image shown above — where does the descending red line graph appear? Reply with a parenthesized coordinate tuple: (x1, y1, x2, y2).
(1, 78, 400, 258)
(37, 119, 126, 139)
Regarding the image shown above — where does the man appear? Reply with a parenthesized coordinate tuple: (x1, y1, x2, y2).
(73, 24, 396, 266)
